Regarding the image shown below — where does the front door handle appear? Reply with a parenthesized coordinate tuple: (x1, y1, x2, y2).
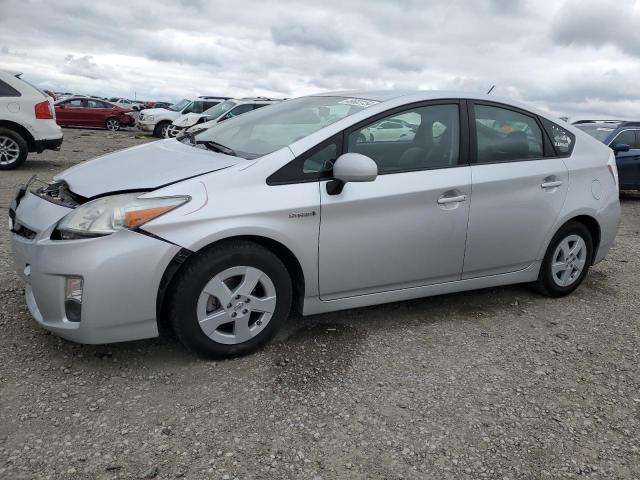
(541, 180, 563, 189)
(437, 194, 467, 205)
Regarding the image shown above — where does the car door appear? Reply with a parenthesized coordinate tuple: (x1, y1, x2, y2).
(85, 99, 110, 127)
(61, 99, 86, 125)
(462, 101, 569, 279)
(318, 101, 471, 299)
(609, 129, 640, 188)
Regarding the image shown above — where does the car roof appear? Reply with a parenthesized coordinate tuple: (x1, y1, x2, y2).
(311, 89, 547, 109)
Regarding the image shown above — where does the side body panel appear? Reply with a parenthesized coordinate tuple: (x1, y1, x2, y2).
(463, 158, 568, 278)
(318, 167, 471, 299)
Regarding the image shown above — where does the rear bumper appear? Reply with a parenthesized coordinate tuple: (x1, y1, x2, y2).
(10, 191, 180, 344)
(32, 136, 63, 153)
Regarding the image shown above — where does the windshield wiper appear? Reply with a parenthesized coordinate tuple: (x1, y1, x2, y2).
(196, 140, 237, 157)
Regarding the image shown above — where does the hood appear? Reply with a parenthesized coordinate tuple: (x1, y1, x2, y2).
(56, 139, 243, 198)
(187, 118, 217, 133)
(174, 112, 206, 127)
(140, 107, 172, 115)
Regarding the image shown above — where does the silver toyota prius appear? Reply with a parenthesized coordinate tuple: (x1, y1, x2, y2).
(10, 91, 621, 357)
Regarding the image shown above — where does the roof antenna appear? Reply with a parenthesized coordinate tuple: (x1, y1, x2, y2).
(487, 85, 495, 95)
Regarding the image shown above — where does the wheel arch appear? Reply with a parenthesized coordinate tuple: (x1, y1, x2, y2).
(552, 215, 601, 265)
(0, 120, 35, 150)
(156, 235, 306, 333)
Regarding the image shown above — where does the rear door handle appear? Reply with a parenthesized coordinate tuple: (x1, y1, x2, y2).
(437, 194, 467, 205)
(541, 180, 563, 189)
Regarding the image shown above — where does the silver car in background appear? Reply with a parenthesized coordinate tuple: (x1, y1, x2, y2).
(9, 91, 620, 357)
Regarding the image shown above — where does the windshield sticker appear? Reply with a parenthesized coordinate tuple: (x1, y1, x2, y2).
(338, 98, 379, 108)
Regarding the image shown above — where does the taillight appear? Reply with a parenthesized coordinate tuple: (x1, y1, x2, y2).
(34, 100, 54, 120)
(607, 151, 619, 188)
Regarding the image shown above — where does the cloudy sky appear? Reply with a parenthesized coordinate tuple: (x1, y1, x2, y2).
(1, 0, 639, 119)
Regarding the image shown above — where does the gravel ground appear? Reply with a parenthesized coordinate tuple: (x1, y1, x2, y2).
(0, 128, 639, 480)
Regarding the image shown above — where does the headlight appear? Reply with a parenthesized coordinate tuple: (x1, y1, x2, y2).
(56, 193, 190, 238)
(145, 115, 154, 121)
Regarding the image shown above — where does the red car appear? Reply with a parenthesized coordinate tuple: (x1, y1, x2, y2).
(54, 97, 135, 131)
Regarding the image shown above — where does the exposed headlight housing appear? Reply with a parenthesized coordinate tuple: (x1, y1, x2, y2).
(56, 193, 190, 239)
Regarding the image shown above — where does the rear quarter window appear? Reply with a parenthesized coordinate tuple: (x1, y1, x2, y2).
(0, 79, 21, 97)
(541, 118, 575, 156)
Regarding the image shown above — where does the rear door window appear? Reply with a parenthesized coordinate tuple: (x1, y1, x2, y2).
(473, 104, 543, 163)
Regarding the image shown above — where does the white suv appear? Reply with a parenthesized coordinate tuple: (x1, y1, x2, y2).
(0, 70, 63, 169)
(166, 97, 281, 138)
(137, 96, 229, 138)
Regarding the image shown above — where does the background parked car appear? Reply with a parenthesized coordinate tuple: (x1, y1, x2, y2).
(55, 97, 134, 131)
(108, 97, 145, 111)
(0, 70, 63, 169)
(573, 120, 640, 190)
(168, 97, 280, 137)
(138, 96, 230, 138)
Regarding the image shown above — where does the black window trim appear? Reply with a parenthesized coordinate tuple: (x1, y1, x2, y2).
(267, 133, 344, 185)
(468, 100, 557, 165)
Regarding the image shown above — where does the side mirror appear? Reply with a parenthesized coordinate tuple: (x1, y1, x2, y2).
(327, 153, 378, 195)
(57, 104, 65, 109)
(613, 143, 630, 153)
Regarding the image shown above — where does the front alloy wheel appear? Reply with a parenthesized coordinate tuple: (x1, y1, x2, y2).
(167, 240, 292, 358)
(165, 124, 182, 138)
(106, 118, 121, 131)
(196, 266, 277, 345)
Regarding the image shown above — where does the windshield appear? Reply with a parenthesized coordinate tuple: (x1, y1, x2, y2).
(194, 96, 379, 159)
(203, 100, 236, 118)
(575, 125, 616, 143)
(168, 99, 191, 112)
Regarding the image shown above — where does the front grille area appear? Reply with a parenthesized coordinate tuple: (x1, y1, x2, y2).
(12, 222, 37, 240)
(33, 181, 85, 208)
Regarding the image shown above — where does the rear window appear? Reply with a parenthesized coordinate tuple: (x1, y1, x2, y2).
(541, 118, 575, 156)
(0, 79, 21, 97)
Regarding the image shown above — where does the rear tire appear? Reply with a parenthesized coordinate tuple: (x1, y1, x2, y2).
(0, 128, 28, 170)
(534, 221, 593, 297)
(167, 241, 292, 358)
(154, 121, 170, 138)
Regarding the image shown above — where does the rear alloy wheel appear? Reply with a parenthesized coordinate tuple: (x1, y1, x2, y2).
(106, 118, 121, 131)
(534, 221, 593, 297)
(167, 241, 292, 358)
(0, 128, 28, 170)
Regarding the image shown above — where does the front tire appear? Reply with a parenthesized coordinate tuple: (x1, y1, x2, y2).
(105, 118, 121, 131)
(167, 241, 292, 358)
(534, 221, 593, 297)
(0, 128, 28, 170)
(154, 121, 170, 138)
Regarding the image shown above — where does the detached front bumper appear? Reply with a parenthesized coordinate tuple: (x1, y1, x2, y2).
(10, 191, 181, 344)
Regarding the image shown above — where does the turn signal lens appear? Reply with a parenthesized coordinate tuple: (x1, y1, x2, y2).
(124, 206, 174, 228)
